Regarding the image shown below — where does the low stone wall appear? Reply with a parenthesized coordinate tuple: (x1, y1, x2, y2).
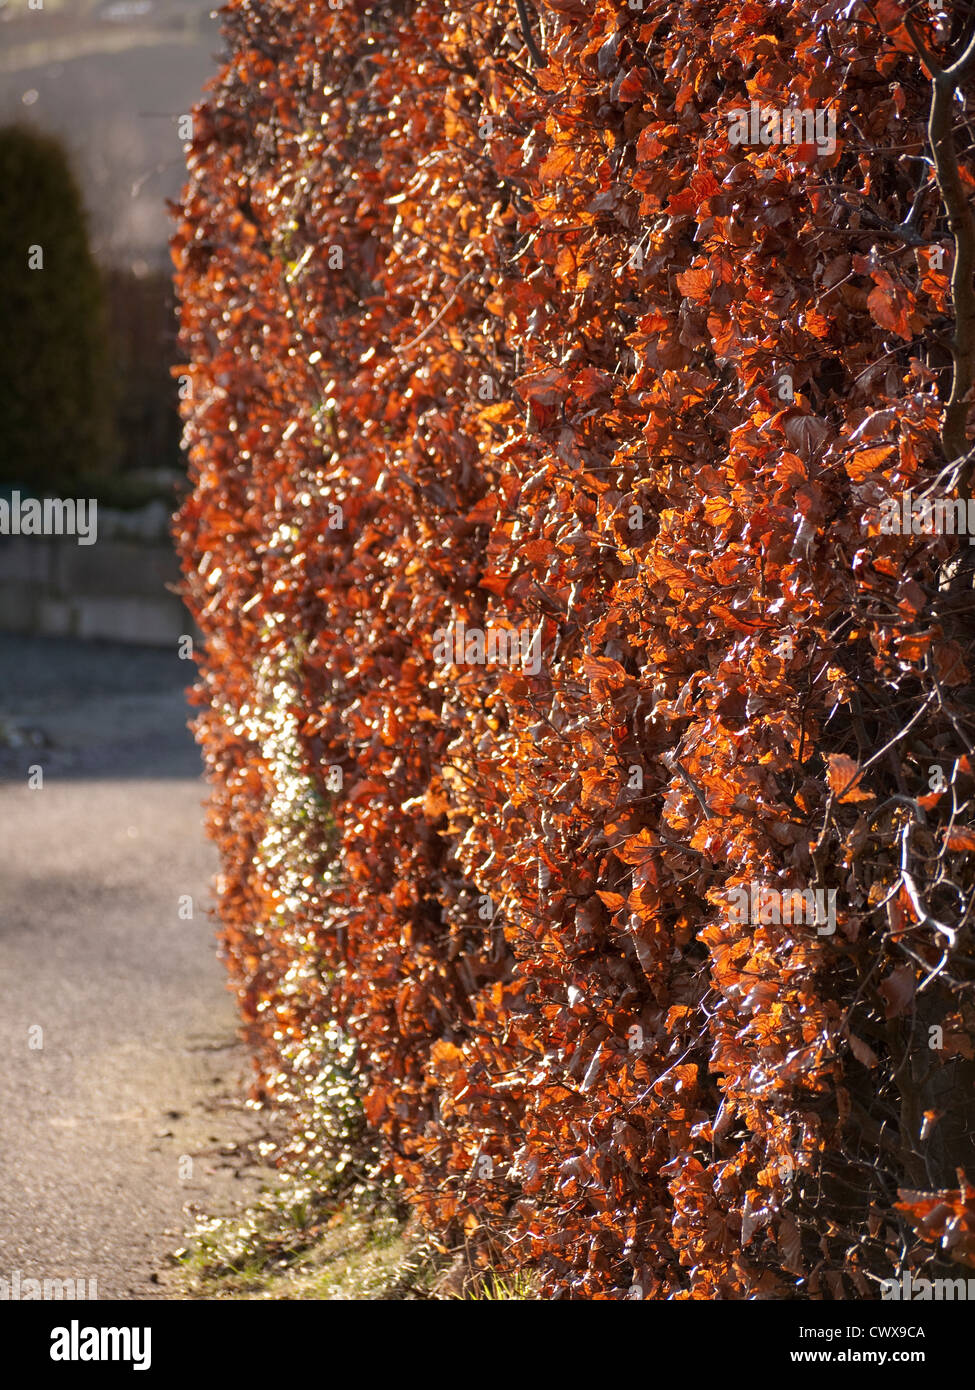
(0, 502, 193, 648)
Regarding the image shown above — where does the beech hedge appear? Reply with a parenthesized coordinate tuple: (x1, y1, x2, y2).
(173, 0, 975, 1296)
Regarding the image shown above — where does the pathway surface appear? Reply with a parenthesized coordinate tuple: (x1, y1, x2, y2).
(0, 636, 267, 1299)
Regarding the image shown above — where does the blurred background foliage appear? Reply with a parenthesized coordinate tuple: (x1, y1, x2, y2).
(0, 122, 117, 497)
(0, 120, 188, 510)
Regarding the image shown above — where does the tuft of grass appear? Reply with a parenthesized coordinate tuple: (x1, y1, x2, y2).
(167, 1174, 451, 1300)
(462, 1270, 541, 1300)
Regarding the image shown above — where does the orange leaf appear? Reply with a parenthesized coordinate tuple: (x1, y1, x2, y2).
(825, 753, 875, 802)
(846, 445, 896, 481)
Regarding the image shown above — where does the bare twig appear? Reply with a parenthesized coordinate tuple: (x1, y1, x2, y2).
(514, 0, 546, 69)
(905, 15, 975, 475)
(393, 269, 476, 356)
(898, 820, 957, 992)
(661, 751, 712, 816)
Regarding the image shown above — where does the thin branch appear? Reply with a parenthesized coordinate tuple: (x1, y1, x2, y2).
(898, 820, 958, 993)
(392, 269, 476, 356)
(906, 15, 975, 473)
(514, 0, 547, 69)
(661, 751, 713, 816)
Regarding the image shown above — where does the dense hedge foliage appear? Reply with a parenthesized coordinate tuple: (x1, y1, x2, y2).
(174, 0, 975, 1296)
(0, 124, 116, 493)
